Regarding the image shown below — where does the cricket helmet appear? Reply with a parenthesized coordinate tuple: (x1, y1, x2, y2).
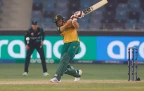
(54, 15, 66, 27)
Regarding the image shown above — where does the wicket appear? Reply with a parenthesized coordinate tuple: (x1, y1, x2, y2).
(128, 47, 140, 81)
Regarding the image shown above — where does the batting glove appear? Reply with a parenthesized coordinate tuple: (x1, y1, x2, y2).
(70, 15, 77, 24)
(74, 11, 84, 18)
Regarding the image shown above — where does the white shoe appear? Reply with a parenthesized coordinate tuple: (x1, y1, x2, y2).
(79, 69, 83, 75)
(58, 80, 61, 82)
(74, 77, 80, 82)
(74, 70, 82, 82)
(22, 72, 28, 76)
(43, 72, 49, 76)
(50, 77, 59, 83)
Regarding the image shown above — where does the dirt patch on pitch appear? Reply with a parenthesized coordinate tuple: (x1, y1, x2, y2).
(0, 80, 143, 85)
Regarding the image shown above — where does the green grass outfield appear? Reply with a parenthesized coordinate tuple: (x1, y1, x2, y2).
(0, 64, 144, 91)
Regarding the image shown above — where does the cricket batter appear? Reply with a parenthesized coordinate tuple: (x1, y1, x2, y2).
(50, 11, 84, 83)
(22, 21, 49, 76)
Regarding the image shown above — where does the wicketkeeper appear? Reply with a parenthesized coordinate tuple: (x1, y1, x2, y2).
(22, 21, 49, 76)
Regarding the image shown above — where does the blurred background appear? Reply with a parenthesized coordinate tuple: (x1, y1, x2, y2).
(0, 0, 144, 31)
(0, 0, 144, 83)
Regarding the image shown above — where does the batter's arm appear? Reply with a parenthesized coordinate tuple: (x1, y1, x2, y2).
(59, 19, 72, 32)
(72, 20, 79, 29)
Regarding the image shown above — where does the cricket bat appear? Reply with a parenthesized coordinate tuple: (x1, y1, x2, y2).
(82, 0, 108, 16)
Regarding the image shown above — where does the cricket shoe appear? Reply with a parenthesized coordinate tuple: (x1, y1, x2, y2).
(43, 72, 49, 76)
(50, 77, 59, 83)
(74, 70, 82, 82)
(22, 72, 28, 76)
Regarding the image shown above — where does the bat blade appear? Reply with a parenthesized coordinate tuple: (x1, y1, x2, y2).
(82, 0, 108, 16)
